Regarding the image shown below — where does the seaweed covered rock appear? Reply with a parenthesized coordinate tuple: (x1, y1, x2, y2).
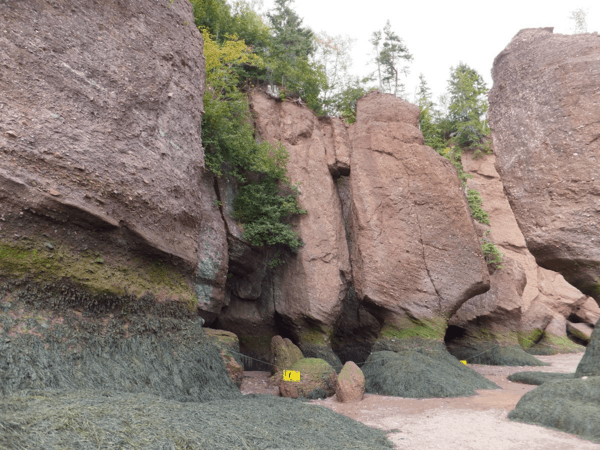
(508, 372, 575, 385)
(448, 343, 548, 367)
(362, 347, 497, 398)
(271, 335, 304, 376)
(204, 328, 244, 388)
(300, 342, 343, 373)
(336, 361, 365, 403)
(0, 282, 239, 402)
(279, 358, 337, 399)
(576, 321, 600, 377)
(0, 0, 228, 316)
(0, 390, 394, 449)
(509, 377, 600, 443)
(489, 28, 600, 301)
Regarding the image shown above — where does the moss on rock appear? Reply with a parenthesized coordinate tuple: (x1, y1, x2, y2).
(0, 239, 197, 311)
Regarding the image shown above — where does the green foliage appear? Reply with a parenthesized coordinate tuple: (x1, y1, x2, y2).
(234, 177, 306, 250)
(417, 74, 445, 151)
(265, 0, 326, 112)
(466, 189, 490, 225)
(447, 62, 489, 147)
(481, 237, 503, 269)
(200, 28, 305, 252)
(370, 21, 413, 96)
(333, 76, 375, 123)
(313, 31, 354, 115)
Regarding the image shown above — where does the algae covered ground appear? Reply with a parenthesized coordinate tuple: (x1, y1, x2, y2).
(0, 389, 393, 449)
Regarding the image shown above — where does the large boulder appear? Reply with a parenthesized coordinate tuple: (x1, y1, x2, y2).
(348, 92, 490, 344)
(0, 0, 228, 314)
(278, 358, 337, 399)
(251, 92, 352, 354)
(362, 347, 497, 399)
(270, 335, 303, 376)
(489, 28, 600, 301)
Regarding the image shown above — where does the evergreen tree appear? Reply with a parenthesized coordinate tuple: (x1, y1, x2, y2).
(447, 62, 489, 147)
(265, 0, 326, 112)
(370, 21, 412, 97)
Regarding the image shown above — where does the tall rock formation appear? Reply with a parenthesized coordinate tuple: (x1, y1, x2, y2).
(489, 28, 600, 303)
(348, 92, 490, 345)
(0, 0, 228, 314)
(0, 0, 238, 402)
(448, 151, 592, 361)
(249, 92, 352, 364)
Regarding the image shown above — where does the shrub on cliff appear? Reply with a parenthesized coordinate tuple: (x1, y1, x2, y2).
(201, 28, 305, 251)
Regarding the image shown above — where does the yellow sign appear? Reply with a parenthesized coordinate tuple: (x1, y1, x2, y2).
(460, 360, 468, 365)
(283, 370, 301, 382)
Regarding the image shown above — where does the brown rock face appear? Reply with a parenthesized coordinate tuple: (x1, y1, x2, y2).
(0, 0, 228, 313)
(489, 28, 600, 301)
(451, 151, 590, 355)
(349, 92, 489, 336)
(251, 93, 352, 344)
(336, 361, 365, 403)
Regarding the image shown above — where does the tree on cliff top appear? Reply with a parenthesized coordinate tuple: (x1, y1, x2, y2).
(370, 21, 413, 97)
(447, 62, 489, 148)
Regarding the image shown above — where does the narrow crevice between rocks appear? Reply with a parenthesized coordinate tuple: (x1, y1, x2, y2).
(331, 174, 379, 364)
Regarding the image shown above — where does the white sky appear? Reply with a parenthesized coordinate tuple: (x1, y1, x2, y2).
(258, 0, 600, 103)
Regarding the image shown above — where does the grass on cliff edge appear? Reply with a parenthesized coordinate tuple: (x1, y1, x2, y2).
(0, 389, 393, 450)
(0, 240, 197, 310)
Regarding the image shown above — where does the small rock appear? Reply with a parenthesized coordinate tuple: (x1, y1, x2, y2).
(336, 361, 365, 402)
(44, 242, 54, 250)
(5, 130, 17, 138)
(48, 189, 61, 196)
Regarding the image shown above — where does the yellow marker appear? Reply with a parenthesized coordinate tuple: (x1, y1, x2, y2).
(283, 370, 301, 382)
(460, 360, 468, 365)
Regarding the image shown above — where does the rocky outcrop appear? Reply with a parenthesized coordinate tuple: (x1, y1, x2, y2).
(489, 28, 600, 301)
(449, 150, 591, 359)
(349, 92, 490, 343)
(251, 93, 352, 353)
(0, 0, 228, 314)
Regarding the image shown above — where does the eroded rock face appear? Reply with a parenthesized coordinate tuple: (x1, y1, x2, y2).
(348, 92, 489, 339)
(250, 93, 352, 347)
(450, 150, 589, 356)
(489, 28, 600, 300)
(0, 0, 228, 312)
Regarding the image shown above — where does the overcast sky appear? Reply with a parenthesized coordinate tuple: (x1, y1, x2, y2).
(258, 0, 600, 103)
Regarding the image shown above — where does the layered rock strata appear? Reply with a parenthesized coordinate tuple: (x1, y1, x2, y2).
(489, 28, 600, 301)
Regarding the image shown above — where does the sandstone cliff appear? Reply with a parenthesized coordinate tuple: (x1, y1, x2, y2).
(489, 28, 600, 303)
(0, 0, 228, 314)
(349, 92, 490, 344)
(448, 150, 594, 358)
(222, 91, 491, 364)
